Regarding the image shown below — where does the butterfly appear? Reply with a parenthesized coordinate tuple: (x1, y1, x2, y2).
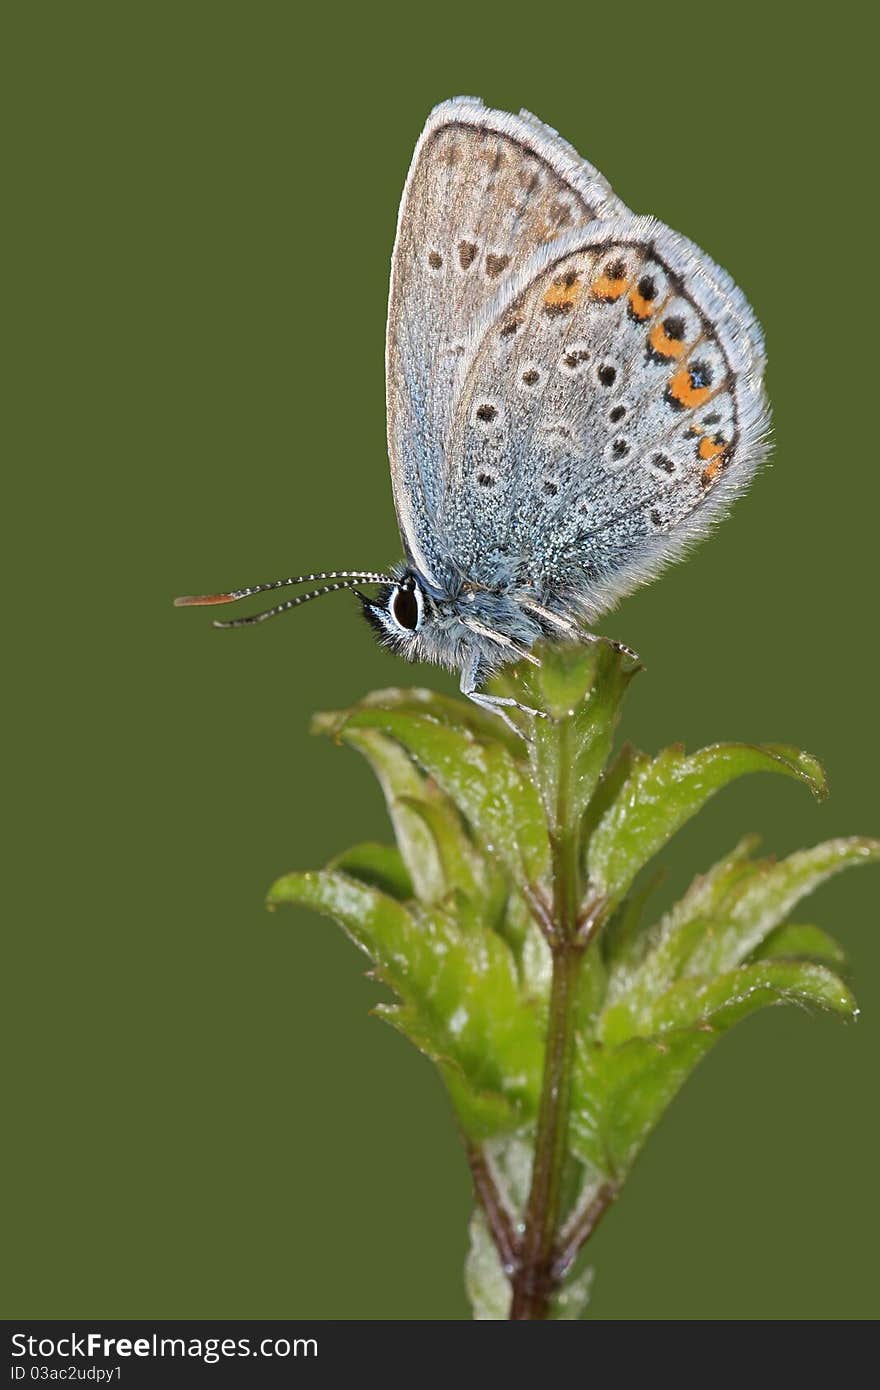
(176, 97, 769, 730)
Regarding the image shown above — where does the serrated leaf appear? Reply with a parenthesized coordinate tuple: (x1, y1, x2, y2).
(602, 837, 762, 1014)
(441, 1065, 523, 1139)
(313, 684, 524, 755)
(587, 743, 827, 909)
(685, 838, 880, 976)
(397, 793, 504, 920)
(268, 870, 543, 1136)
(596, 835, 875, 1064)
(750, 922, 846, 968)
(279, 656, 878, 1318)
(575, 959, 855, 1174)
(619, 838, 878, 1021)
(269, 868, 416, 978)
(603, 958, 856, 1046)
(571, 1031, 712, 1177)
(376, 1005, 521, 1137)
(654, 835, 762, 939)
(333, 706, 551, 889)
(328, 841, 413, 900)
(498, 641, 639, 832)
(329, 725, 446, 901)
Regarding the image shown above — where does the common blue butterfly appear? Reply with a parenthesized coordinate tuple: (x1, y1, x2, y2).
(177, 98, 768, 729)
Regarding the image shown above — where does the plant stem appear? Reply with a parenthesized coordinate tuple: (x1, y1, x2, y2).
(465, 1143, 519, 1275)
(509, 714, 589, 1320)
(552, 1181, 619, 1282)
(509, 940, 582, 1318)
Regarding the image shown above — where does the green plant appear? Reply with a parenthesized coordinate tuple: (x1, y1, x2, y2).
(268, 642, 878, 1319)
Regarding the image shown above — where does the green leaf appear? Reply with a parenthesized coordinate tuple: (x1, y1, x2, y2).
(329, 725, 447, 901)
(329, 705, 551, 889)
(684, 838, 880, 976)
(440, 1063, 523, 1139)
(506, 890, 552, 1000)
(574, 956, 854, 1174)
(498, 641, 639, 832)
(571, 1031, 713, 1177)
(602, 836, 760, 1014)
(279, 657, 878, 1318)
(574, 943, 608, 1035)
(587, 743, 827, 909)
(615, 838, 878, 1025)
(269, 869, 422, 986)
(313, 684, 524, 755)
(601, 865, 666, 978)
(397, 793, 505, 922)
(268, 870, 544, 1137)
(651, 834, 762, 941)
(581, 741, 638, 853)
(607, 958, 856, 1045)
(750, 922, 846, 968)
(376, 1005, 521, 1137)
(328, 841, 413, 900)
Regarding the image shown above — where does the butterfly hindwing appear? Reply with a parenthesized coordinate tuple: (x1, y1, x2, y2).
(386, 96, 627, 588)
(438, 216, 768, 619)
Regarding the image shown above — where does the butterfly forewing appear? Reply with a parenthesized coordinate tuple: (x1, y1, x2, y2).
(386, 96, 627, 588)
(438, 218, 768, 618)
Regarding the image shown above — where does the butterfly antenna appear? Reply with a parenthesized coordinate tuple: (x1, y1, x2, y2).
(174, 570, 393, 609)
(207, 577, 390, 629)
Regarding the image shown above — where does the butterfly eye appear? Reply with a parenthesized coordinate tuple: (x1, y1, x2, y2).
(391, 582, 421, 631)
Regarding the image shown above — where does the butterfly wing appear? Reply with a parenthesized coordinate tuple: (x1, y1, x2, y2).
(436, 215, 769, 620)
(386, 96, 628, 588)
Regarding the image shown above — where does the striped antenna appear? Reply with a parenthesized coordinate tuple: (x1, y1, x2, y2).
(173, 570, 393, 629)
(174, 570, 393, 608)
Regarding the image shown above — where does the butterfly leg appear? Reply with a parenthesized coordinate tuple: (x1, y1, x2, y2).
(578, 630, 642, 665)
(459, 656, 546, 738)
(514, 598, 641, 665)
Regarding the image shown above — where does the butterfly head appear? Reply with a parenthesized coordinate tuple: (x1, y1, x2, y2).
(360, 569, 428, 653)
(360, 564, 550, 681)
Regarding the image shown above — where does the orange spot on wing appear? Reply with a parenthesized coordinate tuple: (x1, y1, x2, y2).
(698, 434, 726, 461)
(668, 366, 712, 410)
(701, 458, 724, 485)
(592, 273, 629, 301)
(628, 286, 655, 319)
(543, 271, 582, 311)
(649, 321, 686, 359)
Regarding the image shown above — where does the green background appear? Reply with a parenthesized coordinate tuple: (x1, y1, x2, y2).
(5, 2, 878, 1319)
